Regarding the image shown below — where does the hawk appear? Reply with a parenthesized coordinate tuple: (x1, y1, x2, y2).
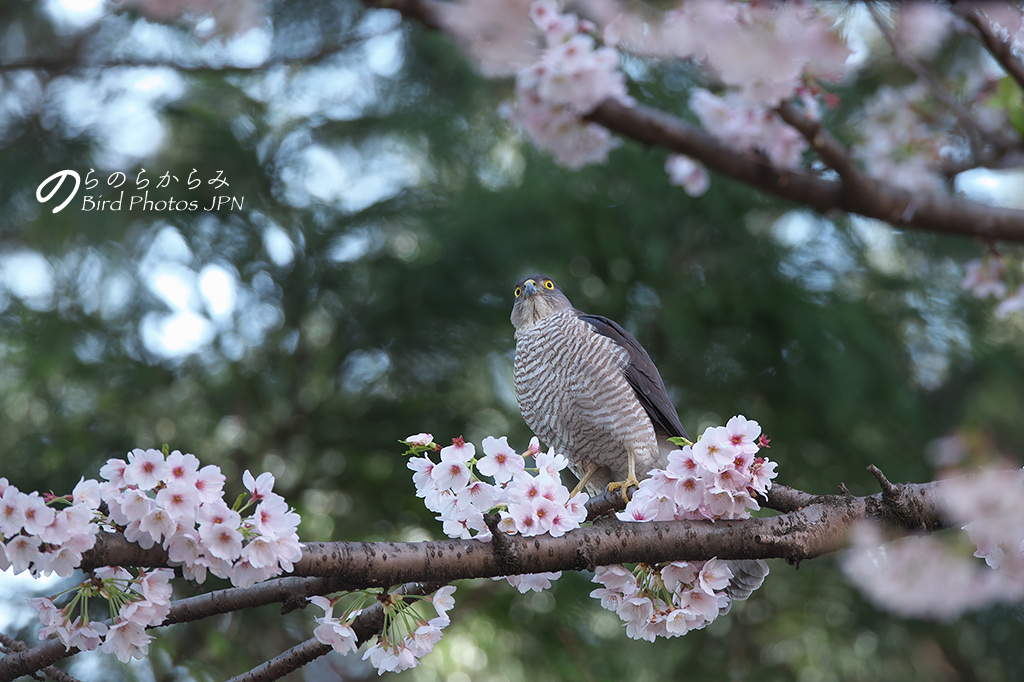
(510, 275, 768, 603)
(511, 274, 686, 499)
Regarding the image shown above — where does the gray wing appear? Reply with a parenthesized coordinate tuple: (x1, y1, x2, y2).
(578, 313, 689, 441)
(581, 313, 766, 609)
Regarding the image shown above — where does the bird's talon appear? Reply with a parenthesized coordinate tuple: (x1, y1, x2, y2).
(607, 476, 641, 503)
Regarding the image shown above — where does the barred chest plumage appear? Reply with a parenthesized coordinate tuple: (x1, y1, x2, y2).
(513, 310, 661, 494)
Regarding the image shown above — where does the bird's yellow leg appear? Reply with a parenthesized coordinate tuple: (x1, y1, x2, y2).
(571, 465, 599, 498)
(607, 450, 641, 502)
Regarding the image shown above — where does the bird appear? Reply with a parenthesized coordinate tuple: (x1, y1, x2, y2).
(510, 274, 768, 605)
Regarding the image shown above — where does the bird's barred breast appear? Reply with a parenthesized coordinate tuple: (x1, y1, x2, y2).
(513, 311, 659, 486)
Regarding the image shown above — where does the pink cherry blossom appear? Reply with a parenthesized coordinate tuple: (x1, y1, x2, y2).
(99, 458, 128, 486)
(0, 487, 25, 536)
(665, 154, 710, 197)
(102, 620, 152, 662)
(242, 470, 275, 500)
(20, 492, 55, 536)
(405, 432, 434, 447)
(478, 436, 525, 483)
(502, 571, 561, 593)
(193, 464, 227, 504)
(164, 450, 200, 485)
(123, 448, 169, 490)
(155, 481, 200, 523)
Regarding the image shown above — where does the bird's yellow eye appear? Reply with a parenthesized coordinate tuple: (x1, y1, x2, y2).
(514, 286, 522, 298)
(544, 280, 554, 290)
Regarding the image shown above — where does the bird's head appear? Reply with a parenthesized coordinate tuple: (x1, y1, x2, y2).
(510, 275, 574, 329)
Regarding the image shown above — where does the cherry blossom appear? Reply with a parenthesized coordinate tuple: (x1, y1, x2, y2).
(592, 418, 776, 639)
(310, 585, 457, 675)
(3, 446, 303, 662)
(503, 0, 631, 169)
(478, 435, 526, 483)
(123, 448, 170, 490)
(405, 432, 435, 447)
(843, 468, 1024, 620)
(665, 154, 710, 197)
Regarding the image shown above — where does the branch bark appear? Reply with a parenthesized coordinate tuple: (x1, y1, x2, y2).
(76, 477, 951, 585)
(0, 473, 960, 682)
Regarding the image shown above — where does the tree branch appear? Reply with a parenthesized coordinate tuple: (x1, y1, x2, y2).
(366, 0, 1024, 242)
(867, 4, 997, 155)
(72, 478, 952, 586)
(956, 6, 1024, 94)
(589, 98, 1024, 240)
(0, 634, 80, 682)
(0, 472, 964, 682)
(225, 581, 443, 682)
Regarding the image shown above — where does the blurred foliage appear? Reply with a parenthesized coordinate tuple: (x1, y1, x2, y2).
(1, 0, 1024, 680)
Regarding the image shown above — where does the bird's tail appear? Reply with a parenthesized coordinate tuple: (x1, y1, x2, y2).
(720, 559, 769, 615)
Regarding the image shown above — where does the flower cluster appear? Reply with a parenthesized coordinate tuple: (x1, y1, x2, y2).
(503, 0, 632, 169)
(310, 585, 456, 675)
(29, 567, 173, 661)
(842, 467, 1024, 620)
(945, 468, 1024, 588)
(619, 415, 776, 523)
(406, 434, 587, 592)
(659, 0, 850, 105)
(961, 252, 1024, 318)
(2, 447, 302, 661)
(0, 477, 100, 578)
(594, 416, 775, 638)
(98, 449, 303, 588)
(851, 83, 953, 194)
(690, 88, 808, 170)
(591, 559, 733, 640)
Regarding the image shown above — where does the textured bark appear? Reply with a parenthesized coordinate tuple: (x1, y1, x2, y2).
(71, 478, 952, 586)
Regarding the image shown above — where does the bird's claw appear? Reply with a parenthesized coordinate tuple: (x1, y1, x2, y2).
(607, 475, 641, 503)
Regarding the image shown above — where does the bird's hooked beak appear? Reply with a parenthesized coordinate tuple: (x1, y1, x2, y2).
(521, 279, 539, 297)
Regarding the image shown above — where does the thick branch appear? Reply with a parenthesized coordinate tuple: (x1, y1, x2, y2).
(588, 98, 1024, 240)
(68, 478, 952, 587)
(0, 634, 80, 682)
(0, 474, 958, 682)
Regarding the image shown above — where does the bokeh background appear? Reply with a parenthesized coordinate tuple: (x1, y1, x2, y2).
(2, 1, 1024, 680)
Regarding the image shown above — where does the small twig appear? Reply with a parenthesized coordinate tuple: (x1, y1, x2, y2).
(837, 482, 851, 496)
(868, 4, 997, 157)
(867, 464, 897, 496)
(774, 101, 877, 201)
(957, 6, 1024, 94)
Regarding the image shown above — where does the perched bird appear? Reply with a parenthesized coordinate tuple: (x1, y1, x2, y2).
(510, 274, 768, 604)
(511, 274, 687, 499)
